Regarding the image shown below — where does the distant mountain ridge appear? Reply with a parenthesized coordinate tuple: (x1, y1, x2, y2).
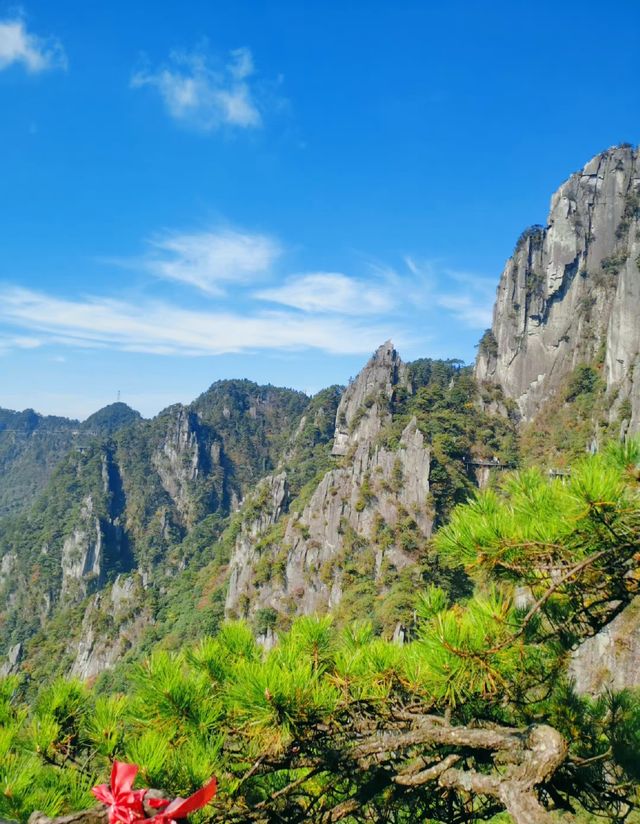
(0, 380, 315, 680)
(0, 403, 141, 520)
(0, 355, 516, 683)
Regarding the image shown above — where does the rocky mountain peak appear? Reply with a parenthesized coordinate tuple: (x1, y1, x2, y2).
(332, 340, 408, 456)
(225, 342, 431, 627)
(476, 144, 640, 434)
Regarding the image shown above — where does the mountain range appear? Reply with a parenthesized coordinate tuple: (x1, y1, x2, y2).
(1, 144, 639, 698)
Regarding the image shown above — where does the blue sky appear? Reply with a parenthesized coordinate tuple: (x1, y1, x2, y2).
(1, 0, 638, 419)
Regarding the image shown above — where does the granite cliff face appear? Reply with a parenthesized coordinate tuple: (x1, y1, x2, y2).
(59, 496, 105, 601)
(476, 145, 640, 434)
(152, 407, 225, 529)
(70, 574, 150, 681)
(226, 343, 432, 625)
(225, 473, 290, 619)
(569, 598, 640, 696)
(332, 340, 408, 456)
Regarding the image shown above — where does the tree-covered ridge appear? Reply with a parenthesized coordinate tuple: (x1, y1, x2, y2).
(0, 405, 142, 521)
(82, 403, 142, 436)
(1, 443, 639, 823)
(279, 384, 343, 499)
(191, 380, 311, 491)
(392, 359, 519, 524)
(0, 408, 80, 520)
(0, 381, 313, 663)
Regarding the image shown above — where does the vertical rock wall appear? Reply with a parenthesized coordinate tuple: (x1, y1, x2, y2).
(476, 145, 640, 433)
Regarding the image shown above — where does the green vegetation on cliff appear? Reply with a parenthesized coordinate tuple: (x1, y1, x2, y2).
(0, 405, 141, 521)
(385, 359, 519, 524)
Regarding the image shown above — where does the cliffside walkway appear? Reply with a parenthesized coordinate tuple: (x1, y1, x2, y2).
(464, 458, 514, 469)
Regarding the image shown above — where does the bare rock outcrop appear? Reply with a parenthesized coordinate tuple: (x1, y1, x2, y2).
(152, 407, 224, 527)
(225, 343, 432, 622)
(0, 551, 17, 589)
(332, 340, 408, 456)
(60, 496, 105, 600)
(476, 145, 640, 433)
(225, 473, 289, 615)
(275, 417, 431, 615)
(569, 597, 640, 696)
(70, 573, 150, 681)
(0, 641, 22, 676)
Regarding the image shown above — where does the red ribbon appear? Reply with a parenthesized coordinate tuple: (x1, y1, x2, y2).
(92, 762, 217, 824)
(92, 761, 146, 824)
(145, 777, 218, 824)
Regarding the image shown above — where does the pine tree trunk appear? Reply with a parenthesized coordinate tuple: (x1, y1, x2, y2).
(499, 785, 556, 824)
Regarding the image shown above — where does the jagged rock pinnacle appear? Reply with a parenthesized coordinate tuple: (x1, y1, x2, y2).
(332, 341, 408, 456)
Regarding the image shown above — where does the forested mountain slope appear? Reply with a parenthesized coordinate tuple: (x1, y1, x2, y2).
(225, 343, 517, 635)
(0, 404, 141, 520)
(0, 343, 519, 685)
(0, 382, 312, 678)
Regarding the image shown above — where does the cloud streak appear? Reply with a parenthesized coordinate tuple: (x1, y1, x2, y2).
(0, 218, 495, 366)
(0, 287, 393, 357)
(0, 16, 67, 73)
(255, 272, 394, 315)
(131, 46, 263, 131)
(0, 333, 42, 355)
(435, 269, 496, 329)
(140, 228, 282, 294)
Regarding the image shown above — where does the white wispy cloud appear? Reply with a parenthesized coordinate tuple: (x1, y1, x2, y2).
(435, 269, 496, 329)
(436, 294, 493, 328)
(0, 287, 393, 357)
(255, 272, 393, 315)
(137, 227, 282, 294)
(0, 216, 495, 369)
(0, 333, 42, 355)
(0, 16, 67, 73)
(131, 46, 263, 131)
